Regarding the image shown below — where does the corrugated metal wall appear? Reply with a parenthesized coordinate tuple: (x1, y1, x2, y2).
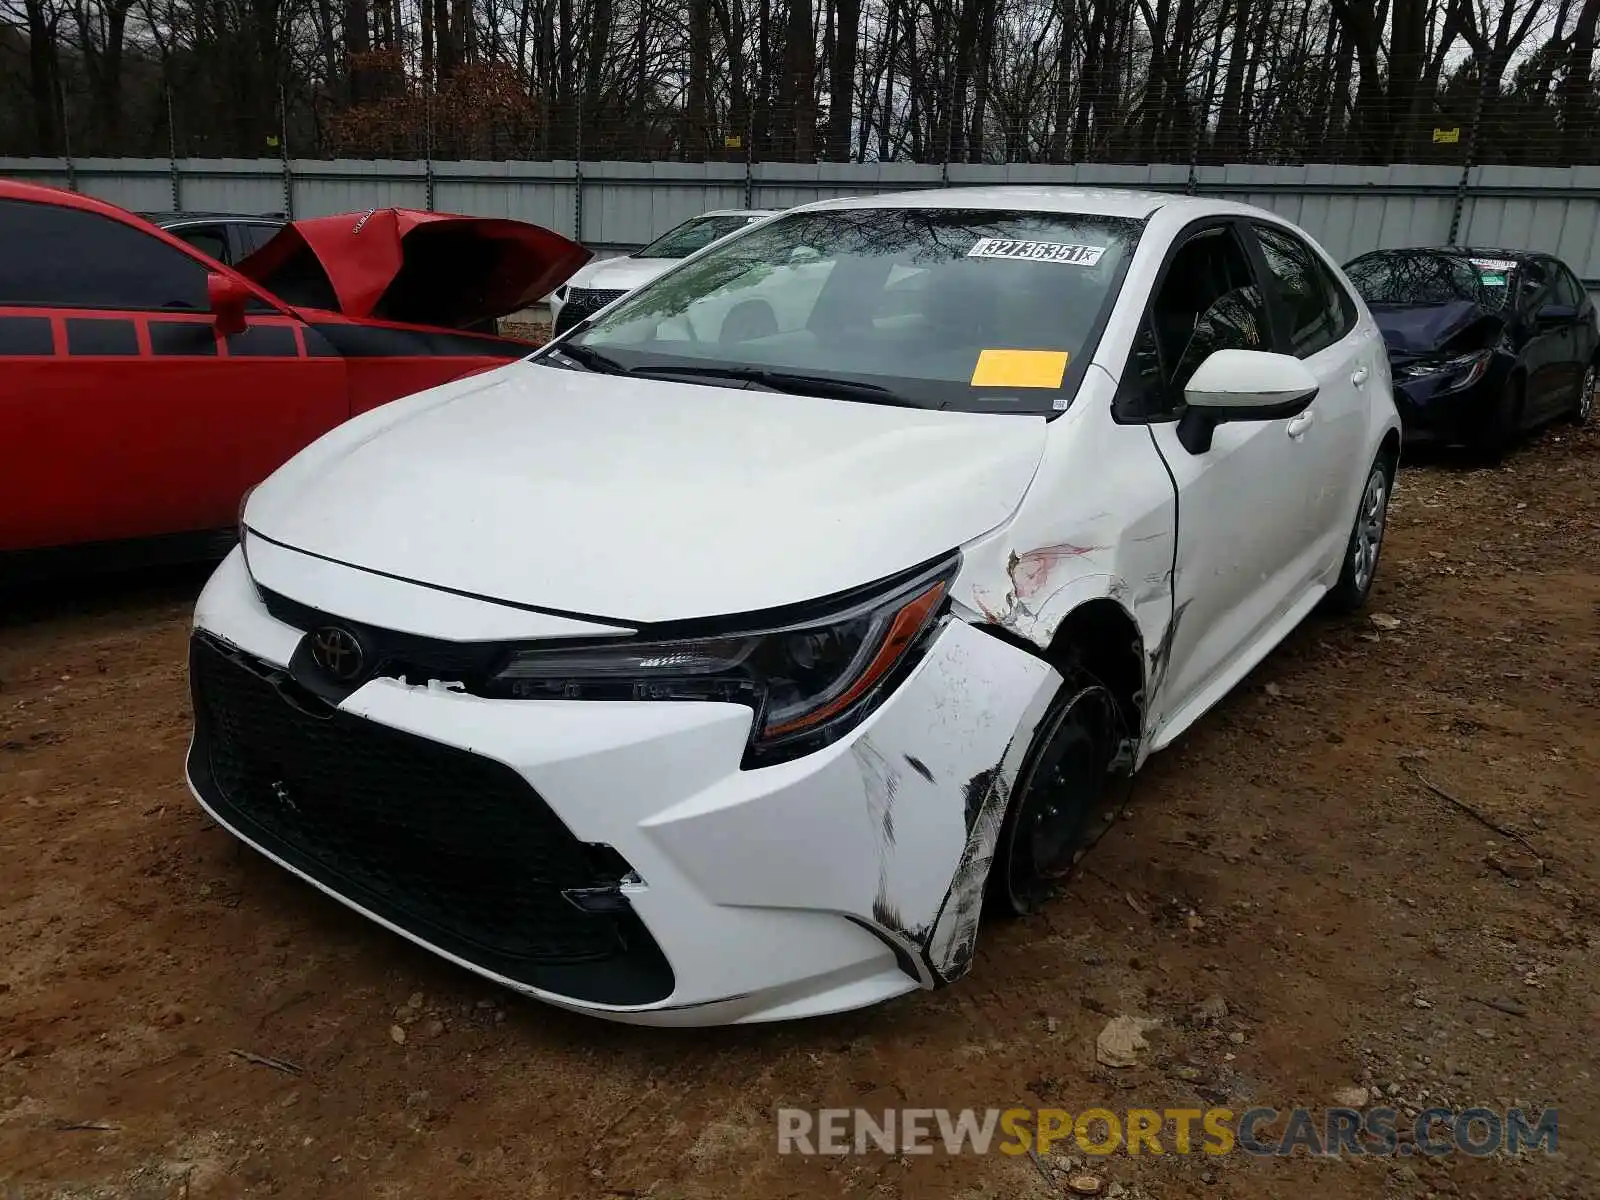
(7, 156, 1600, 278)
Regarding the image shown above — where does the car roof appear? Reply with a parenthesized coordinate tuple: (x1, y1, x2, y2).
(0, 177, 131, 216)
(1443, 246, 1552, 265)
(791, 185, 1267, 222)
(696, 208, 781, 218)
(1353, 245, 1536, 264)
(140, 211, 286, 224)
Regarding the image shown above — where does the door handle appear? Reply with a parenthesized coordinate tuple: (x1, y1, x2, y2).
(1351, 366, 1370, 387)
(1286, 411, 1315, 439)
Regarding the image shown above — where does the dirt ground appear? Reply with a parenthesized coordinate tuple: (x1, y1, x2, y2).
(2, 421, 1597, 1200)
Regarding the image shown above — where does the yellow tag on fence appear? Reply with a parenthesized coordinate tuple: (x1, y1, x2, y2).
(970, 349, 1069, 389)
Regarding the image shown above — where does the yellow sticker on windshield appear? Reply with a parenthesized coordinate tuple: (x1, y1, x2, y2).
(970, 348, 1069, 389)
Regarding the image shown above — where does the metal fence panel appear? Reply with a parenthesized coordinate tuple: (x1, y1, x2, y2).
(9, 157, 1600, 283)
(173, 160, 289, 214)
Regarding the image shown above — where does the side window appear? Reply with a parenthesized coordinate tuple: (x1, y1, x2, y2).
(173, 225, 230, 265)
(1516, 259, 1549, 312)
(0, 198, 211, 311)
(239, 223, 283, 256)
(1316, 259, 1358, 336)
(1553, 265, 1585, 308)
(1114, 317, 1167, 422)
(1251, 223, 1344, 357)
(1118, 223, 1268, 421)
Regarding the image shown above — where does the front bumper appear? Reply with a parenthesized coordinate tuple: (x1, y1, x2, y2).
(186, 547, 1060, 1025)
(1393, 369, 1503, 445)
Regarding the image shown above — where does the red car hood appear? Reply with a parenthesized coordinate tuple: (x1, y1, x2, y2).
(237, 208, 590, 328)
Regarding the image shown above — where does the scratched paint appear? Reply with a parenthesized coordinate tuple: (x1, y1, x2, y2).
(852, 738, 906, 934)
(924, 761, 1014, 979)
(1008, 543, 1107, 600)
(972, 541, 1111, 634)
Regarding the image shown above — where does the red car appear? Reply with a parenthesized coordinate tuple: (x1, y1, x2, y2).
(0, 181, 588, 578)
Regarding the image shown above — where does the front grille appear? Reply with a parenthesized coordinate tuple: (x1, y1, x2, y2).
(259, 587, 509, 692)
(553, 287, 626, 335)
(187, 632, 674, 1005)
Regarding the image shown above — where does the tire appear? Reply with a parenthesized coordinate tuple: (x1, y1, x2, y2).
(1569, 362, 1595, 426)
(1471, 374, 1524, 462)
(1322, 452, 1394, 615)
(987, 670, 1123, 916)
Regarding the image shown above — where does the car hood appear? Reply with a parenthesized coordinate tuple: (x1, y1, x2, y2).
(238, 208, 590, 329)
(245, 363, 1048, 623)
(1372, 299, 1501, 358)
(563, 255, 676, 294)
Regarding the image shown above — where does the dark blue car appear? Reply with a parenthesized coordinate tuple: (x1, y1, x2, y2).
(1343, 247, 1596, 457)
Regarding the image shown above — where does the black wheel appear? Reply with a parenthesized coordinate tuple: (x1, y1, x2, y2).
(1569, 362, 1595, 426)
(1471, 374, 1524, 461)
(988, 674, 1122, 916)
(1322, 452, 1394, 614)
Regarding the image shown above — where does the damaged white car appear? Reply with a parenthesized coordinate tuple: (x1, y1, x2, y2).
(189, 186, 1400, 1026)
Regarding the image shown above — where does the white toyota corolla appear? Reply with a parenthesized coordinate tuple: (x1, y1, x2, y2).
(190, 186, 1400, 1026)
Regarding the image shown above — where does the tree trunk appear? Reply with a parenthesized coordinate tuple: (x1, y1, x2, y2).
(1214, 0, 1251, 161)
(785, 0, 816, 159)
(754, 0, 773, 156)
(1048, 0, 1076, 162)
(421, 0, 434, 87)
(686, 0, 711, 158)
(968, 0, 995, 160)
(874, 0, 900, 160)
(826, 0, 861, 159)
(23, 0, 61, 154)
(1561, 0, 1600, 160)
(585, 0, 613, 150)
(344, 0, 370, 103)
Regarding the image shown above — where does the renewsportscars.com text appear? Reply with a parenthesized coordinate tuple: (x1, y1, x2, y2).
(776, 1106, 1558, 1158)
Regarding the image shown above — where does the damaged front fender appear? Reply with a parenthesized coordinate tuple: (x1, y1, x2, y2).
(640, 616, 1061, 990)
(840, 618, 1063, 984)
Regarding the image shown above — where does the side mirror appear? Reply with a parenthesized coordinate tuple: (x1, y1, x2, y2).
(1177, 348, 1320, 455)
(207, 271, 251, 338)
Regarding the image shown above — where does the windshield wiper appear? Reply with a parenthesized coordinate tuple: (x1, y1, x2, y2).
(544, 342, 627, 374)
(624, 363, 924, 407)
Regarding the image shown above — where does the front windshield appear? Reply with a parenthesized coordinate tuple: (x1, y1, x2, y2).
(1464, 255, 1519, 310)
(562, 207, 1145, 415)
(1346, 253, 1485, 307)
(634, 215, 758, 260)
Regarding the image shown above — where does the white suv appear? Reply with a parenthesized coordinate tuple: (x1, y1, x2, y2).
(548, 208, 778, 335)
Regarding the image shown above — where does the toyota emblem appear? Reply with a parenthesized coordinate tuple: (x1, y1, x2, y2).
(310, 625, 366, 683)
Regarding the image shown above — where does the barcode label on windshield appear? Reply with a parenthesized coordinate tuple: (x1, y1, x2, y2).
(1469, 258, 1517, 273)
(967, 238, 1106, 266)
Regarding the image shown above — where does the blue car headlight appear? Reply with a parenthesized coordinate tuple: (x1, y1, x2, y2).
(1397, 349, 1492, 395)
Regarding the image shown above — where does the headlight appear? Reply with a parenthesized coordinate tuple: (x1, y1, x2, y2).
(487, 554, 959, 766)
(237, 483, 258, 571)
(1397, 349, 1491, 394)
